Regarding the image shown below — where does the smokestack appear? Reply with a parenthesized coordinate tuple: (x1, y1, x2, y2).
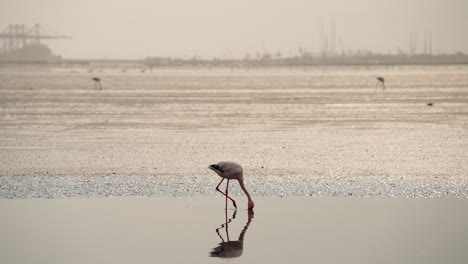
(423, 32, 427, 54)
(409, 32, 414, 56)
(330, 19, 336, 56)
(318, 20, 323, 55)
(429, 32, 433, 55)
(414, 32, 418, 55)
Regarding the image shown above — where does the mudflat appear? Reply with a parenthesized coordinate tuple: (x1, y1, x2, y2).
(1, 65, 467, 198)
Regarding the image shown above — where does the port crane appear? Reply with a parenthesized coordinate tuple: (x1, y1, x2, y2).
(0, 24, 70, 54)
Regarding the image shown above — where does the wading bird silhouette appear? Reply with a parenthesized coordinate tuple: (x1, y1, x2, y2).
(210, 210, 254, 258)
(376, 76, 385, 91)
(209, 161, 254, 211)
(92, 77, 102, 90)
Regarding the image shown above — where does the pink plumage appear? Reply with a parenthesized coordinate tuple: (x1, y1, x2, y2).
(209, 161, 254, 210)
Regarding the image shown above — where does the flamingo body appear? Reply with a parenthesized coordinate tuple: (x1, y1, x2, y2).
(209, 161, 243, 179)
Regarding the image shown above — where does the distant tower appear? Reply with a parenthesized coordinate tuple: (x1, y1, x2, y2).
(409, 32, 421, 56)
(409, 32, 414, 56)
(330, 19, 336, 56)
(423, 32, 427, 54)
(323, 36, 329, 56)
(414, 32, 418, 55)
(318, 20, 325, 56)
(429, 32, 433, 55)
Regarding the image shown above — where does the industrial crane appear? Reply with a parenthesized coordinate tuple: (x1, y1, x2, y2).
(0, 24, 70, 54)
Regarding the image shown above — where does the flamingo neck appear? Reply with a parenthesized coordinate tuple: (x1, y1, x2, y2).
(238, 178, 253, 202)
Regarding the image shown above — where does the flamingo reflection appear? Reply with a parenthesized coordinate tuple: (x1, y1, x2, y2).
(210, 210, 254, 258)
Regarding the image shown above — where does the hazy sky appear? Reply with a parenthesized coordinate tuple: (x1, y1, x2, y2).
(1, 0, 467, 59)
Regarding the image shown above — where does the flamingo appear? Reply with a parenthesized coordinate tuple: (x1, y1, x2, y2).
(92, 77, 102, 90)
(208, 161, 255, 211)
(376, 76, 385, 91)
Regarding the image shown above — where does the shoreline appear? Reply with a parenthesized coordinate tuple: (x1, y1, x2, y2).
(1, 174, 467, 199)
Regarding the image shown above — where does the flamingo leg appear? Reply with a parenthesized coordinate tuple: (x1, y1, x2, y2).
(215, 178, 237, 209)
(225, 179, 229, 210)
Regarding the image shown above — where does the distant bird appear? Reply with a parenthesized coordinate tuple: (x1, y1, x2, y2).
(209, 161, 254, 211)
(427, 102, 433, 106)
(92, 77, 102, 90)
(376, 76, 385, 91)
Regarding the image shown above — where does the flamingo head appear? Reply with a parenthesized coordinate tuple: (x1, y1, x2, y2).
(208, 164, 224, 174)
(248, 199, 255, 211)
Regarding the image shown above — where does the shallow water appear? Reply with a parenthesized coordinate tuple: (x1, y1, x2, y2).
(1, 197, 467, 264)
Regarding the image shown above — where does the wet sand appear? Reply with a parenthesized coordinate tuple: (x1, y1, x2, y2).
(1, 197, 467, 264)
(1, 65, 467, 198)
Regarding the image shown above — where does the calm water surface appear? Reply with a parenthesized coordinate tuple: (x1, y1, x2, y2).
(1, 197, 467, 264)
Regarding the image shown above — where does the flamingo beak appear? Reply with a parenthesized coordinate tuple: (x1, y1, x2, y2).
(209, 164, 224, 173)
